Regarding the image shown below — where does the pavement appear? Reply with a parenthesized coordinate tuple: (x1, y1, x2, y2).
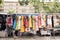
(0, 36, 60, 40)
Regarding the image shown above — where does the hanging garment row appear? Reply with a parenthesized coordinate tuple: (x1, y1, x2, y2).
(0, 14, 54, 33)
(0, 14, 14, 31)
(12, 14, 54, 33)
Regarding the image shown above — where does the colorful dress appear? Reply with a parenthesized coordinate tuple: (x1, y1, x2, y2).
(13, 16, 16, 29)
(16, 16, 21, 30)
(20, 16, 24, 32)
(47, 15, 52, 29)
(24, 16, 29, 32)
(38, 15, 42, 28)
(6, 16, 13, 27)
(35, 16, 39, 31)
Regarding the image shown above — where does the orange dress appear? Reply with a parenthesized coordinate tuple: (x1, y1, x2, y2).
(20, 16, 24, 32)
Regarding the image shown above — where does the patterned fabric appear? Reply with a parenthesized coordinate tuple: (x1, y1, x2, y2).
(16, 16, 19, 30)
(24, 16, 29, 28)
(16, 16, 21, 30)
(6, 16, 13, 27)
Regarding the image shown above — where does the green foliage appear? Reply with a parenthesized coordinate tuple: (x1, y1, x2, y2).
(42, 1, 60, 13)
(18, 0, 29, 6)
(25, 0, 29, 5)
(0, 0, 3, 7)
(32, 0, 40, 13)
(0, 0, 2, 4)
(19, 1, 24, 5)
(18, 0, 60, 13)
(8, 9, 16, 13)
(43, 5, 50, 13)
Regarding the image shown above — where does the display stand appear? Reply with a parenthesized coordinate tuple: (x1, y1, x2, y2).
(0, 13, 55, 38)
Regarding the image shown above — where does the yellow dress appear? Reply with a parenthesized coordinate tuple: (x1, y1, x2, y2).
(16, 16, 19, 30)
(29, 15, 32, 28)
(16, 16, 21, 30)
(20, 16, 24, 32)
(32, 16, 36, 31)
(42, 15, 46, 28)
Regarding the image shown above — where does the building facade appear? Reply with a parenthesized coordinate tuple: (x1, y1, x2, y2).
(0, 0, 59, 14)
(4, 1, 18, 13)
(40, 0, 60, 2)
(3, 0, 35, 14)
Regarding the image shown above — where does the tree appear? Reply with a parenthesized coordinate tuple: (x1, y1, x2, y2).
(18, 0, 29, 6)
(0, 0, 2, 4)
(29, 0, 40, 13)
(54, 2, 60, 13)
(0, 0, 4, 11)
(0, 0, 3, 7)
(42, 0, 60, 13)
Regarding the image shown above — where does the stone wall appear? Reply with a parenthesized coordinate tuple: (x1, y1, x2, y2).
(3, 1, 35, 14)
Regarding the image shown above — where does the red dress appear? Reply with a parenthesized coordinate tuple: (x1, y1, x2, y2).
(6, 16, 13, 27)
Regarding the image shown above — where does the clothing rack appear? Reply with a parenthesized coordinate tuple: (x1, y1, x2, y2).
(16, 13, 39, 16)
(0, 13, 57, 37)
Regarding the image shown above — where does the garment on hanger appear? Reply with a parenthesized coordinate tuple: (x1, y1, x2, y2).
(38, 15, 42, 28)
(20, 16, 22, 31)
(51, 15, 54, 28)
(16, 16, 19, 30)
(6, 15, 13, 27)
(35, 16, 39, 31)
(15, 16, 21, 30)
(31, 16, 33, 29)
(41, 15, 45, 28)
(6, 15, 13, 37)
(13, 15, 16, 29)
(24, 16, 29, 32)
(44, 15, 46, 28)
(32, 15, 35, 30)
(0, 14, 6, 31)
(0, 15, 3, 31)
(47, 15, 52, 29)
(20, 16, 24, 32)
(2, 15, 7, 30)
(29, 15, 32, 28)
(41, 15, 46, 28)
(33, 15, 36, 31)
(46, 15, 47, 27)
(54, 15, 59, 27)
(29, 15, 32, 31)
(18, 16, 21, 30)
(24, 16, 29, 28)
(29, 15, 34, 33)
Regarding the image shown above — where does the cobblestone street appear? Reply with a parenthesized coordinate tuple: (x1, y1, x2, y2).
(0, 36, 60, 40)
